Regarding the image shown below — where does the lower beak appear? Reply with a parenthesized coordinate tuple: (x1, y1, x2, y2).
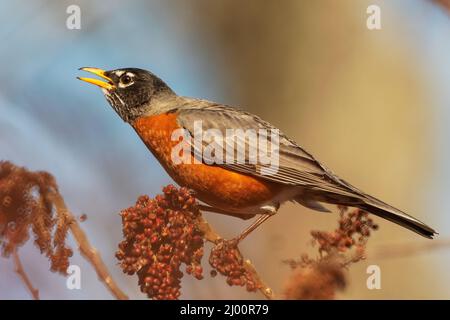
(77, 67, 114, 90)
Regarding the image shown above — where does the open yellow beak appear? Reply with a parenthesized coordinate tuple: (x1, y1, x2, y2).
(77, 67, 114, 90)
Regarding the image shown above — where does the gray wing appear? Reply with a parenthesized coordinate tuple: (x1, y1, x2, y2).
(173, 98, 361, 199)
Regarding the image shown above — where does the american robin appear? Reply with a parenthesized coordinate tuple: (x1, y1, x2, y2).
(78, 67, 436, 240)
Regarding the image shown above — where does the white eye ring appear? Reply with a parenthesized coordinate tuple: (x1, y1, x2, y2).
(118, 73, 134, 88)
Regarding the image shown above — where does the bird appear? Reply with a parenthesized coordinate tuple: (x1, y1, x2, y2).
(78, 67, 437, 240)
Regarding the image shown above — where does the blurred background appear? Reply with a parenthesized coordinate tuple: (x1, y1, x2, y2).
(1, 0, 450, 299)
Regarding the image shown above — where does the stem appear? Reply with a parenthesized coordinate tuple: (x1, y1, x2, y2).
(371, 238, 450, 260)
(433, 0, 450, 12)
(196, 215, 275, 300)
(12, 248, 40, 300)
(49, 191, 129, 300)
(243, 258, 275, 299)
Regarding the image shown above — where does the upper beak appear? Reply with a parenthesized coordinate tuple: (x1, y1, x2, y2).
(77, 67, 114, 90)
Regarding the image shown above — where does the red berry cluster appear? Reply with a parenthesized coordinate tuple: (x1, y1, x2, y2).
(283, 207, 379, 299)
(116, 185, 204, 300)
(284, 260, 346, 300)
(209, 240, 260, 292)
(311, 207, 378, 255)
(0, 161, 73, 274)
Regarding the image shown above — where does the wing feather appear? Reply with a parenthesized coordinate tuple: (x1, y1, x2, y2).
(173, 99, 360, 199)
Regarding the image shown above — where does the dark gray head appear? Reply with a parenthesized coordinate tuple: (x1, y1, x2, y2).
(78, 67, 175, 122)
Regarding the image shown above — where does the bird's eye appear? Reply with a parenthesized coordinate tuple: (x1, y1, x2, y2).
(120, 74, 133, 85)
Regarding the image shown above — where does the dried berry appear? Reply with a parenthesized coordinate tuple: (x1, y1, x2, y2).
(284, 260, 346, 300)
(209, 240, 261, 292)
(116, 185, 205, 300)
(283, 207, 379, 300)
(0, 161, 73, 274)
(310, 208, 378, 256)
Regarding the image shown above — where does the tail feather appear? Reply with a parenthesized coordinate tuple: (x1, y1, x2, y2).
(306, 190, 437, 239)
(356, 198, 437, 239)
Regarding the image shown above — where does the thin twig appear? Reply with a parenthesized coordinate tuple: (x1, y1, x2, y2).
(242, 258, 274, 299)
(371, 238, 450, 260)
(432, 0, 450, 12)
(196, 215, 275, 300)
(196, 215, 222, 243)
(49, 191, 129, 300)
(12, 248, 40, 300)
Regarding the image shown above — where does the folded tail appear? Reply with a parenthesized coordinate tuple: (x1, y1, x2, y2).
(298, 190, 437, 239)
(356, 197, 436, 239)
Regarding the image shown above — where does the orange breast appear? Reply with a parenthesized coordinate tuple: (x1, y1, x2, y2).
(132, 113, 281, 212)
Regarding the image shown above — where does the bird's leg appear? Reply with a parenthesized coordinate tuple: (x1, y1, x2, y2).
(233, 214, 272, 243)
(198, 203, 278, 245)
(231, 205, 279, 244)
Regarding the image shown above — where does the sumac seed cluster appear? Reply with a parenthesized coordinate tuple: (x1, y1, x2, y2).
(311, 207, 379, 255)
(116, 185, 204, 300)
(209, 240, 260, 292)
